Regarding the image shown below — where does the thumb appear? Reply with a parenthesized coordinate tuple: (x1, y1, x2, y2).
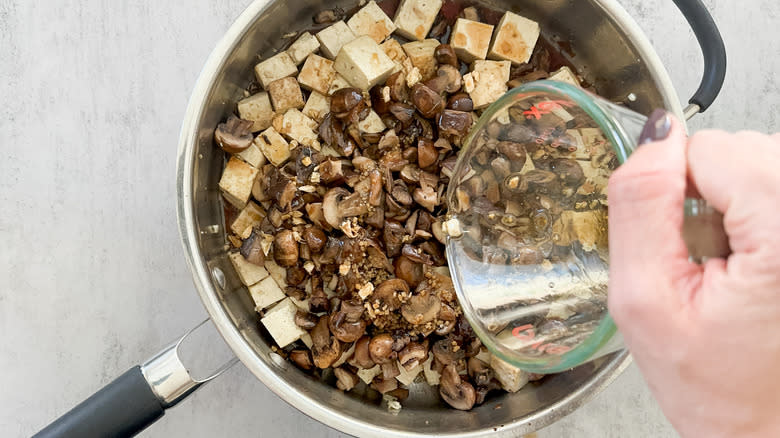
(607, 110, 701, 322)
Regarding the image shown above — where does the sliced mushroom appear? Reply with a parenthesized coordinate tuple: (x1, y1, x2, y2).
(447, 93, 474, 112)
(425, 65, 462, 94)
(273, 229, 299, 267)
(322, 187, 367, 228)
(214, 115, 254, 153)
(329, 300, 367, 343)
(311, 315, 341, 369)
(286, 265, 307, 286)
(383, 220, 406, 257)
(417, 138, 438, 169)
(240, 229, 266, 266)
(386, 70, 408, 102)
(549, 158, 585, 187)
(371, 278, 408, 312)
(410, 84, 444, 118)
(434, 44, 459, 68)
(295, 311, 318, 330)
(371, 376, 398, 394)
(368, 333, 396, 364)
(389, 102, 416, 124)
(394, 255, 424, 288)
(350, 336, 375, 369)
(289, 350, 314, 371)
(402, 294, 441, 325)
(467, 357, 492, 387)
(432, 338, 465, 365)
(439, 365, 476, 411)
(309, 276, 330, 313)
(331, 88, 364, 115)
(398, 342, 427, 371)
(302, 225, 327, 253)
(437, 110, 472, 138)
(381, 360, 401, 379)
(334, 367, 360, 391)
(319, 159, 346, 186)
(413, 185, 439, 212)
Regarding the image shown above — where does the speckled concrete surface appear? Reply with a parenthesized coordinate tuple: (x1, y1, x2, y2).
(0, 1, 776, 437)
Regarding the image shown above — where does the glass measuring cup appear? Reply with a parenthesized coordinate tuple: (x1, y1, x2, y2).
(443, 81, 729, 373)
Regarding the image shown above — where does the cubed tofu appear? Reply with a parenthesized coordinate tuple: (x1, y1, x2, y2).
(464, 60, 511, 109)
(394, 0, 443, 41)
(261, 298, 307, 348)
(357, 365, 382, 384)
(402, 39, 440, 80)
(396, 360, 423, 386)
(358, 110, 387, 133)
(237, 92, 274, 132)
(328, 73, 352, 95)
(316, 21, 357, 59)
(254, 127, 291, 167)
(347, 1, 397, 43)
(490, 354, 530, 393)
(235, 142, 266, 168)
(264, 259, 288, 289)
(334, 36, 396, 90)
(219, 156, 260, 208)
(297, 54, 336, 95)
(381, 38, 413, 74)
(248, 276, 286, 311)
(302, 91, 331, 123)
(451, 18, 494, 63)
(548, 66, 581, 87)
(231, 201, 266, 239)
(287, 32, 321, 65)
(276, 109, 319, 148)
(300, 333, 313, 348)
(254, 52, 298, 88)
(267, 77, 305, 113)
(228, 252, 270, 286)
(488, 11, 540, 65)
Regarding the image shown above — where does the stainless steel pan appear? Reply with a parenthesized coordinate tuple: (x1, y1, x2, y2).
(35, 0, 725, 436)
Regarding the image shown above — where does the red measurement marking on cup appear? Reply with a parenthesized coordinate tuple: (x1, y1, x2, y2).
(512, 324, 573, 355)
(523, 100, 575, 120)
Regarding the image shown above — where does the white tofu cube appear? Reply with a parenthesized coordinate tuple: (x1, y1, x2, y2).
(402, 39, 440, 80)
(235, 142, 266, 168)
(264, 259, 288, 289)
(464, 60, 511, 109)
(267, 77, 305, 113)
(228, 252, 270, 286)
(276, 109, 319, 148)
(230, 201, 265, 239)
(395, 360, 422, 386)
(248, 276, 286, 311)
(328, 74, 352, 95)
(254, 127, 291, 167)
(237, 92, 274, 132)
(261, 298, 307, 348)
(316, 21, 357, 59)
(357, 365, 382, 384)
(297, 54, 336, 95)
(302, 91, 331, 123)
(488, 11, 540, 65)
(490, 354, 530, 393)
(219, 156, 260, 208)
(347, 1, 396, 43)
(451, 18, 494, 63)
(300, 333, 313, 348)
(358, 110, 386, 133)
(287, 32, 321, 65)
(394, 0, 443, 41)
(422, 353, 440, 385)
(381, 38, 413, 74)
(548, 66, 581, 87)
(334, 36, 396, 90)
(254, 52, 298, 88)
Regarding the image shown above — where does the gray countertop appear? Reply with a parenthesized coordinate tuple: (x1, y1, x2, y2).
(1, 0, 777, 437)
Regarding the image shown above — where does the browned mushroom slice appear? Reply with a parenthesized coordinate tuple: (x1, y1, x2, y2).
(273, 229, 299, 267)
(214, 115, 254, 153)
(286, 265, 307, 286)
(368, 333, 397, 364)
(434, 44, 459, 68)
(331, 88, 364, 115)
(439, 365, 476, 411)
(334, 367, 360, 391)
(549, 158, 585, 187)
(371, 376, 399, 394)
(437, 110, 472, 138)
(322, 187, 367, 228)
(467, 357, 493, 387)
(311, 315, 341, 369)
(447, 93, 474, 112)
(309, 276, 330, 313)
(302, 225, 327, 253)
(383, 220, 406, 257)
(289, 350, 314, 371)
(413, 185, 439, 212)
(417, 138, 438, 169)
(432, 338, 465, 365)
(389, 102, 416, 124)
(394, 255, 424, 288)
(386, 70, 408, 102)
(349, 335, 375, 369)
(239, 229, 266, 266)
(295, 311, 319, 330)
(370, 278, 408, 312)
(379, 149, 410, 172)
(319, 158, 346, 186)
(398, 342, 427, 371)
(365, 206, 385, 229)
(411, 83, 444, 119)
(401, 294, 441, 325)
(381, 360, 401, 379)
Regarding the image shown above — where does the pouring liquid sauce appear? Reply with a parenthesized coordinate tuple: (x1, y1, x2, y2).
(445, 88, 620, 371)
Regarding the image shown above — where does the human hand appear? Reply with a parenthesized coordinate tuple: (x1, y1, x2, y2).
(607, 110, 780, 437)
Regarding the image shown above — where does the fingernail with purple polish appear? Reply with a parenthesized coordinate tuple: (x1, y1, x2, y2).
(638, 109, 672, 145)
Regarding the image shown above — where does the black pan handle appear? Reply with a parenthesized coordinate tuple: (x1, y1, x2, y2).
(34, 320, 238, 438)
(672, 0, 727, 113)
(34, 366, 164, 438)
